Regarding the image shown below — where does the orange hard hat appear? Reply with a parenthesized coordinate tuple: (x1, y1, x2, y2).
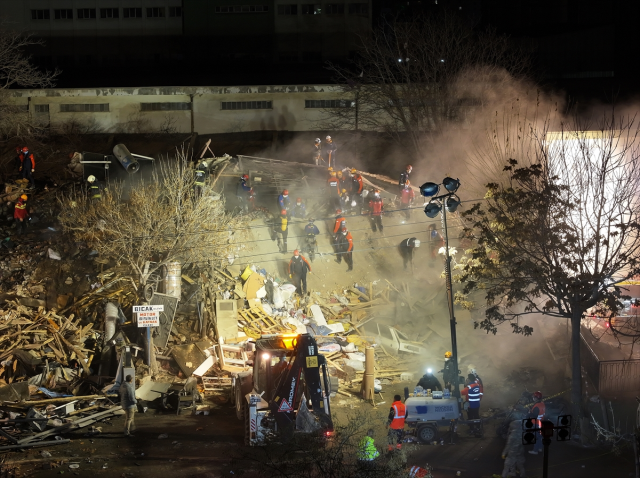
(336, 209, 342, 214)
(20, 194, 28, 200)
(330, 171, 337, 176)
(281, 209, 287, 215)
(22, 147, 29, 153)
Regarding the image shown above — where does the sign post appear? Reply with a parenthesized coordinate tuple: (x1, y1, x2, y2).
(133, 305, 164, 368)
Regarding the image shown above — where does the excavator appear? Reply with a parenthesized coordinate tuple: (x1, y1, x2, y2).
(233, 333, 334, 445)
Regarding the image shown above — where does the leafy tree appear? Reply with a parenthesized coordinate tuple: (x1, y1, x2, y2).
(458, 108, 640, 430)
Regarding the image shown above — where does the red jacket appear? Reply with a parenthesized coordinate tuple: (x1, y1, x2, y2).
(401, 187, 415, 204)
(353, 175, 363, 194)
(333, 215, 345, 233)
(19, 153, 35, 170)
(345, 232, 353, 252)
(14, 200, 28, 220)
(369, 197, 383, 215)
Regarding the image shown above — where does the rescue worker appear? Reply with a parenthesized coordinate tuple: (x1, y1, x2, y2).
(278, 209, 289, 253)
(248, 187, 256, 211)
(400, 181, 415, 222)
(440, 351, 457, 391)
(289, 249, 312, 295)
(398, 237, 420, 271)
(336, 225, 354, 271)
(502, 420, 527, 478)
(528, 391, 545, 455)
(313, 138, 322, 166)
(278, 189, 291, 215)
(350, 169, 364, 214)
(357, 429, 380, 464)
(292, 197, 306, 219)
(399, 164, 412, 191)
(194, 160, 209, 199)
(429, 223, 444, 266)
(387, 394, 407, 451)
(460, 373, 483, 436)
(416, 368, 442, 392)
(324, 135, 337, 168)
(13, 194, 28, 235)
(333, 209, 346, 235)
(327, 171, 341, 210)
(368, 189, 384, 233)
(340, 189, 352, 213)
(304, 218, 320, 258)
(87, 175, 102, 202)
(237, 174, 251, 212)
(408, 464, 433, 477)
(18, 147, 36, 189)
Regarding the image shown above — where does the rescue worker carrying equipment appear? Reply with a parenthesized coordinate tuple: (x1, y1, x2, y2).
(278, 189, 291, 214)
(369, 190, 384, 233)
(289, 250, 312, 295)
(237, 174, 251, 212)
(18, 147, 36, 189)
(528, 391, 545, 455)
(399, 237, 420, 271)
(336, 225, 354, 271)
(14, 194, 28, 235)
(387, 394, 407, 451)
(313, 138, 322, 166)
(416, 368, 442, 392)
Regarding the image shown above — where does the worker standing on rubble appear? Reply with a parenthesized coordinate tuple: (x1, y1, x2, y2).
(86, 175, 104, 202)
(304, 218, 320, 258)
(398, 237, 420, 271)
(416, 368, 442, 392)
(292, 197, 306, 219)
(400, 181, 415, 222)
(333, 209, 346, 236)
(349, 169, 364, 214)
(18, 146, 36, 189)
(399, 164, 412, 192)
(340, 189, 352, 213)
(461, 373, 483, 436)
(387, 394, 407, 451)
(278, 209, 289, 253)
(278, 189, 291, 216)
(528, 391, 546, 455)
(313, 138, 322, 166)
(289, 249, 312, 295)
(327, 171, 341, 210)
(324, 135, 337, 168)
(194, 159, 209, 199)
(428, 224, 444, 266)
(336, 225, 354, 271)
(13, 194, 28, 235)
(121, 374, 137, 437)
(237, 174, 251, 212)
(369, 190, 384, 233)
(502, 420, 526, 478)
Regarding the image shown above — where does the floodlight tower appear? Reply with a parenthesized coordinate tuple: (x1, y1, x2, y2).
(419, 177, 462, 399)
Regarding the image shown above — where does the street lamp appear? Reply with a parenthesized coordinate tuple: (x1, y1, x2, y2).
(420, 177, 462, 400)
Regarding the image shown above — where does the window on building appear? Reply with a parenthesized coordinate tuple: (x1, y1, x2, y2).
(348, 3, 368, 14)
(301, 4, 322, 14)
(215, 5, 269, 13)
(77, 9, 97, 19)
(35, 104, 50, 114)
(123, 7, 143, 18)
(169, 6, 182, 17)
(221, 101, 272, 110)
(31, 10, 50, 20)
(146, 7, 165, 18)
(140, 102, 191, 111)
(305, 99, 354, 108)
(60, 104, 110, 113)
(54, 9, 73, 20)
(277, 4, 298, 14)
(325, 4, 344, 14)
(100, 8, 119, 19)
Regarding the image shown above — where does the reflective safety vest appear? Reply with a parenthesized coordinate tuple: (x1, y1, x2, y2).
(465, 381, 482, 408)
(357, 436, 379, 461)
(89, 184, 101, 199)
(194, 169, 207, 186)
(409, 466, 430, 477)
(390, 401, 406, 429)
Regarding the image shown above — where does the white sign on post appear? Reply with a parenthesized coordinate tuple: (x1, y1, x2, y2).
(133, 305, 164, 328)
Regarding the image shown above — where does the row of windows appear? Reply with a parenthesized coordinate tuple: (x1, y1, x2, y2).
(277, 3, 368, 15)
(25, 100, 354, 113)
(31, 7, 181, 20)
(214, 5, 269, 13)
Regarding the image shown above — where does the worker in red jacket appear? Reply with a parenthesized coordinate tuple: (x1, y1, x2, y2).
(333, 209, 346, 234)
(18, 147, 36, 189)
(14, 194, 29, 235)
(336, 225, 354, 271)
(368, 190, 384, 233)
(400, 181, 415, 222)
(288, 250, 312, 295)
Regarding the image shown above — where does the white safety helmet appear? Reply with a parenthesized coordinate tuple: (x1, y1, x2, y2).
(315, 138, 321, 143)
(87, 175, 96, 183)
(201, 160, 209, 168)
(414, 239, 421, 247)
(351, 200, 357, 207)
(326, 135, 332, 140)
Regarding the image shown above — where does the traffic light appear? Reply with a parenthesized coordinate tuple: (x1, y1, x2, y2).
(556, 415, 572, 441)
(521, 418, 537, 445)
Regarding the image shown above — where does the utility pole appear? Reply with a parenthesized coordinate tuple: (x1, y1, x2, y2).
(442, 203, 460, 399)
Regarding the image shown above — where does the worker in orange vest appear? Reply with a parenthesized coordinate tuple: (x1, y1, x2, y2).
(528, 391, 545, 455)
(387, 394, 407, 451)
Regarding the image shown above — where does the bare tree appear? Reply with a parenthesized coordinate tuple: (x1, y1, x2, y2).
(58, 151, 243, 292)
(0, 24, 59, 140)
(324, 10, 532, 162)
(458, 106, 640, 438)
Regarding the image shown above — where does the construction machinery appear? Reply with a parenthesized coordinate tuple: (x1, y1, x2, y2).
(233, 333, 334, 445)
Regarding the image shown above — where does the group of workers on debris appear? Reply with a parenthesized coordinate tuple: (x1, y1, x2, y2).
(356, 350, 549, 478)
(8, 146, 37, 235)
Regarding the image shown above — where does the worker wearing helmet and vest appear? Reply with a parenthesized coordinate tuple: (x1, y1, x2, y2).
(193, 160, 209, 199)
(86, 175, 103, 202)
(400, 181, 415, 222)
(368, 190, 384, 233)
(289, 249, 312, 295)
(461, 373, 483, 436)
(440, 351, 459, 391)
(336, 225, 354, 271)
(18, 147, 36, 189)
(387, 394, 408, 451)
(399, 164, 412, 192)
(323, 135, 337, 168)
(349, 168, 364, 214)
(292, 197, 306, 219)
(313, 138, 322, 166)
(278, 209, 289, 253)
(327, 171, 341, 210)
(278, 189, 291, 215)
(528, 391, 545, 455)
(399, 237, 420, 271)
(14, 194, 28, 235)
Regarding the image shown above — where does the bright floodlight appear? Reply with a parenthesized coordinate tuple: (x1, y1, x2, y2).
(424, 201, 441, 218)
(443, 177, 460, 192)
(445, 195, 461, 213)
(262, 353, 270, 360)
(420, 182, 440, 197)
(427, 368, 433, 374)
